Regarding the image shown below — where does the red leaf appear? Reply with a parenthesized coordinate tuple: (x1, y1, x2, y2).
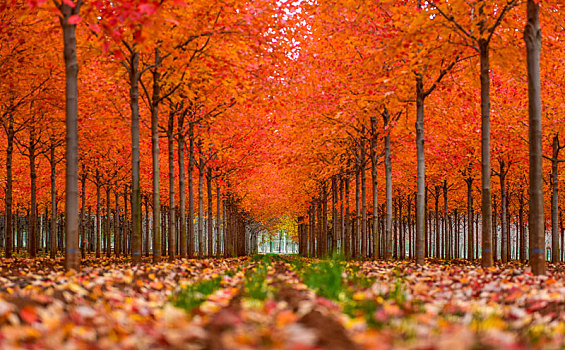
(68, 14, 81, 25)
(20, 306, 39, 324)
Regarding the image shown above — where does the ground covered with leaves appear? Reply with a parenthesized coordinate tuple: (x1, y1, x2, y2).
(0, 256, 564, 349)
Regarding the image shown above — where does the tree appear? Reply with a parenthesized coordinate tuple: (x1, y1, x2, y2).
(524, 0, 545, 275)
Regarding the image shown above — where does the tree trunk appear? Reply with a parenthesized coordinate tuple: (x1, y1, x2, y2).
(80, 172, 86, 258)
(4, 116, 14, 258)
(383, 112, 393, 261)
(150, 48, 162, 263)
(115, 191, 120, 257)
(198, 157, 204, 257)
(188, 123, 195, 258)
(551, 135, 560, 262)
(493, 195, 498, 261)
(207, 167, 213, 257)
(50, 146, 57, 259)
(443, 181, 448, 259)
(465, 178, 474, 260)
(127, 46, 142, 264)
(178, 128, 187, 259)
(479, 38, 494, 267)
(331, 176, 338, 254)
(355, 166, 361, 258)
(370, 117, 379, 258)
(95, 172, 101, 258)
(519, 192, 526, 262)
(415, 77, 425, 265)
(144, 196, 149, 257)
(500, 161, 508, 263)
(525, 0, 545, 275)
(105, 187, 111, 257)
(28, 124, 37, 258)
(168, 114, 176, 262)
(216, 182, 221, 256)
(344, 176, 350, 257)
(360, 136, 367, 258)
(59, 0, 81, 270)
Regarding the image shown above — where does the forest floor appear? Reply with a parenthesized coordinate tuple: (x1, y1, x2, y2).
(0, 255, 564, 349)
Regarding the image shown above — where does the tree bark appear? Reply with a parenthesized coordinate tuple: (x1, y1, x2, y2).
(500, 161, 508, 263)
(178, 122, 187, 259)
(128, 46, 142, 264)
(525, 0, 545, 275)
(4, 116, 14, 258)
(59, 0, 81, 271)
(95, 171, 101, 258)
(216, 182, 221, 256)
(465, 177, 474, 260)
(355, 166, 361, 258)
(415, 77, 425, 265)
(344, 176, 350, 257)
(479, 38, 494, 267)
(551, 135, 560, 262)
(168, 112, 176, 261)
(105, 187, 111, 257)
(50, 145, 57, 259)
(28, 121, 37, 258)
(207, 166, 213, 256)
(151, 48, 161, 263)
(188, 123, 195, 258)
(198, 150, 205, 257)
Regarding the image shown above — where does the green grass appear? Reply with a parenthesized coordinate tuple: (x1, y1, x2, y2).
(300, 257, 347, 301)
(172, 276, 223, 313)
(243, 258, 272, 300)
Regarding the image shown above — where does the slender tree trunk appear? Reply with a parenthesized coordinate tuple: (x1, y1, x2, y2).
(216, 182, 221, 256)
(59, 0, 81, 270)
(415, 77, 425, 265)
(188, 123, 195, 258)
(168, 115, 176, 262)
(127, 46, 142, 264)
(434, 187, 440, 258)
(500, 161, 508, 263)
(331, 176, 338, 254)
(345, 176, 351, 257)
(28, 126, 37, 258)
(50, 147, 57, 259)
(360, 136, 367, 258)
(105, 187, 111, 257)
(466, 178, 474, 260)
(144, 196, 149, 257)
(178, 130, 187, 259)
(551, 136, 560, 262)
(339, 176, 345, 256)
(317, 198, 323, 257)
(525, 0, 545, 275)
(198, 160, 204, 257)
(115, 191, 120, 257)
(80, 172, 86, 258)
(150, 48, 161, 263)
(5, 117, 14, 258)
(370, 117, 379, 258)
(493, 195, 498, 261)
(479, 38, 494, 267)
(95, 172, 101, 258)
(443, 181, 449, 259)
(519, 192, 526, 262)
(355, 166, 361, 258)
(207, 167, 213, 257)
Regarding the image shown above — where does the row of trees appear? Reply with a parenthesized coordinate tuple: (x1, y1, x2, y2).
(277, 0, 560, 275)
(2, 1, 564, 277)
(1, 0, 303, 268)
